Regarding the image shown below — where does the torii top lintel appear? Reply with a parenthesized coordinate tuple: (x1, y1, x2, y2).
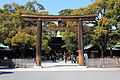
(21, 13, 98, 21)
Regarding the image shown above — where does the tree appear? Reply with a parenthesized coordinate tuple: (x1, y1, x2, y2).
(4, 30, 35, 58)
(62, 0, 120, 57)
(0, 1, 51, 57)
(85, 0, 120, 57)
(59, 9, 73, 15)
(61, 30, 77, 53)
(4, 28, 51, 58)
(44, 22, 58, 37)
(58, 9, 78, 54)
(3, 1, 45, 13)
(90, 0, 120, 57)
(25, 1, 45, 11)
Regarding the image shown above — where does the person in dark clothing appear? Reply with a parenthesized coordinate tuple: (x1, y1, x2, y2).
(51, 51, 56, 62)
(71, 54, 76, 63)
(51, 54, 55, 62)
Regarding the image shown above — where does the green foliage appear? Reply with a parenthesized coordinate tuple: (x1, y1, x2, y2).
(59, 9, 73, 15)
(58, 9, 78, 53)
(61, 30, 77, 52)
(25, 1, 45, 12)
(0, 0, 119, 56)
(0, 1, 51, 54)
(11, 32, 35, 47)
(89, 0, 120, 56)
(69, 0, 120, 56)
(42, 33, 51, 52)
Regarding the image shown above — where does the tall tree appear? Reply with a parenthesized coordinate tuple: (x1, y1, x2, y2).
(58, 9, 77, 54)
(91, 0, 120, 57)
(61, 30, 77, 53)
(0, 1, 51, 57)
(62, 0, 120, 57)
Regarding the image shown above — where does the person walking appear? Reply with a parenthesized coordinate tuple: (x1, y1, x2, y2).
(71, 54, 76, 63)
(63, 51, 67, 63)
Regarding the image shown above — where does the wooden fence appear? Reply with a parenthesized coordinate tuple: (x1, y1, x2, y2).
(0, 59, 34, 68)
(1, 58, 120, 68)
(86, 58, 120, 68)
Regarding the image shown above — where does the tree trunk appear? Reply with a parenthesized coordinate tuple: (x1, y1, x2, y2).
(20, 47, 25, 58)
(99, 45, 104, 58)
(108, 43, 113, 58)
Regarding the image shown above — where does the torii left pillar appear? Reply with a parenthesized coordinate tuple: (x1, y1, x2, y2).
(36, 19, 42, 66)
(78, 18, 84, 66)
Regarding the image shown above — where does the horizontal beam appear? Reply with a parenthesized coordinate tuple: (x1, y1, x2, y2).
(26, 27, 93, 30)
(21, 13, 98, 21)
(21, 13, 98, 19)
(23, 17, 96, 21)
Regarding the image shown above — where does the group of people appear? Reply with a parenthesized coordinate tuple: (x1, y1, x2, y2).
(50, 53, 77, 63)
(51, 54, 57, 62)
(50, 52, 88, 64)
(71, 54, 77, 63)
(64, 53, 77, 63)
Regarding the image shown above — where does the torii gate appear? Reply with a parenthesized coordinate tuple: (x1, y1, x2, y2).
(21, 13, 98, 66)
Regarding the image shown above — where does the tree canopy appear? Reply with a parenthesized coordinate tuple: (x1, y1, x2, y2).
(0, 0, 120, 58)
(59, 0, 120, 56)
(0, 1, 51, 57)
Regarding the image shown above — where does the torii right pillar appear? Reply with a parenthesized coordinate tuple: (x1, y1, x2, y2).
(78, 18, 84, 66)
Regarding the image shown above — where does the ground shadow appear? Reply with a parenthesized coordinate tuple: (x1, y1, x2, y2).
(43, 64, 79, 68)
(0, 72, 14, 75)
(0, 68, 15, 69)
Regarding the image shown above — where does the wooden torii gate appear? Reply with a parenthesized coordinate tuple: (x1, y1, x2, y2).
(21, 13, 98, 66)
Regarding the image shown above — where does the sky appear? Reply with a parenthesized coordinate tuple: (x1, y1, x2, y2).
(0, 0, 95, 15)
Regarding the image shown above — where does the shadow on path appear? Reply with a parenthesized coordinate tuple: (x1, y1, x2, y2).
(43, 65, 79, 68)
(0, 71, 14, 75)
